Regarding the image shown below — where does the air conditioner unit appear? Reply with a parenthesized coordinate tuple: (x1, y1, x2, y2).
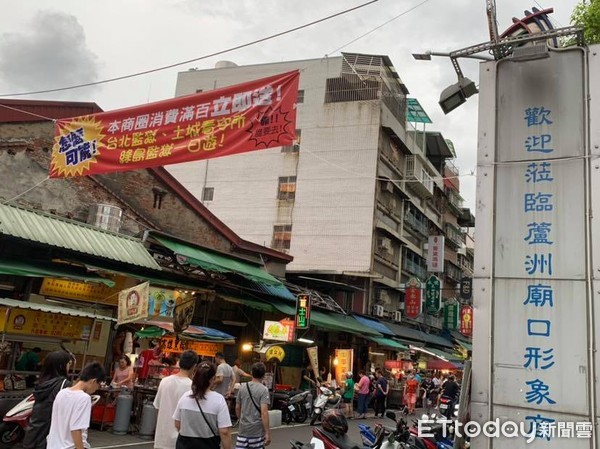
(384, 181, 394, 194)
(372, 305, 385, 317)
(393, 311, 402, 323)
(457, 245, 467, 255)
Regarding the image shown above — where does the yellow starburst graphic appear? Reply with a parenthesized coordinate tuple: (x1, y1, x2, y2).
(50, 116, 105, 178)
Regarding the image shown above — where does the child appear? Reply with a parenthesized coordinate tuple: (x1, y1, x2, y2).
(47, 362, 106, 449)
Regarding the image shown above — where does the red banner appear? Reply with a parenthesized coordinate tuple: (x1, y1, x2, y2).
(459, 305, 473, 337)
(404, 277, 422, 319)
(50, 71, 300, 178)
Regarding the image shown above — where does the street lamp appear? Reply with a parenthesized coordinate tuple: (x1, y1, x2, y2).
(412, 51, 490, 114)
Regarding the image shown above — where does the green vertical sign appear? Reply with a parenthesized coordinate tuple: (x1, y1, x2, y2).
(443, 298, 459, 330)
(295, 294, 311, 329)
(425, 275, 441, 314)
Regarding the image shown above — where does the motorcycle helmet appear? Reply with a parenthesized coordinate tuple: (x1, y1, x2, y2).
(321, 409, 348, 436)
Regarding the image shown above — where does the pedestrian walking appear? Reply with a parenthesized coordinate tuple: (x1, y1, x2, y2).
(213, 352, 234, 397)
(354, 370, 370, 419)
(46, 362, 106, 449)
(403, 372, 419, 415)
(22, 351, 74, 449)
(173, 361, 232, 449)
(235, 362, 271, 448)
(342, 372, 355, 419)
(373, 369, 389, 417)
(153, 350, 199, 449)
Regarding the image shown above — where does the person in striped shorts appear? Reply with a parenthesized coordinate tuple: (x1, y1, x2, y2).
(235, 362, 271, 448)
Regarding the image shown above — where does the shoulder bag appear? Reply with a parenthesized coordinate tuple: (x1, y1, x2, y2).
(246, 382, 262, 414)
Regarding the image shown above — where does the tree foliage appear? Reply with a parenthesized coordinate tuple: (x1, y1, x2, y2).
(571, 0, 600, 44)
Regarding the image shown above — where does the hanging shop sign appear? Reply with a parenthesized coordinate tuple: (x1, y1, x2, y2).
(443, 298, 459, 330)
(306, 346, 319, 379)
(0, 307, 93, 340)
(117, 282, 149, 325)
(459, 305, 474, 337)
(334, 348, 354, 387)
(262, 319, 295, 343)
(404, 277, 422, 319)
(459, 276, 473, 300)
(427, 235, 445, 272)
(265, 345, 286, 363)
(425, 275, 441, 314)
(160, 336, 223, 357)
(295, 293, 311, 329)
(50, 71, 300, 178)
(39, 277, 125, 305)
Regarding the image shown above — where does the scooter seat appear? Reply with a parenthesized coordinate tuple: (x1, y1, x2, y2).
(320, 429, 361, 449)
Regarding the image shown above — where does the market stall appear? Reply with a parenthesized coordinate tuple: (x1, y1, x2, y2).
(0, 297, 113, 415)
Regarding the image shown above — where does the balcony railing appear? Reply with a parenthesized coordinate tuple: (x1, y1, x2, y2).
(445, 260, 463, 282)
(445, 223, 465, 248)
(404, 211, 429, 238)
(445, 188, 464, 216)
(405, 155, 434, 199)
(380, 142, 405, 178)
(402, 258, 427, 280)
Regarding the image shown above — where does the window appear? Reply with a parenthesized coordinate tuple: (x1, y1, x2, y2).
(202, 187, 214, 202)
(278, 176, 297, 200)
(272, 224, 292, 250)
(297, 90, 305, 103)
(282, 129, 301, 153)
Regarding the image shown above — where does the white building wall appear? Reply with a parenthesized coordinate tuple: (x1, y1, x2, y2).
(168, 58, 380, 273)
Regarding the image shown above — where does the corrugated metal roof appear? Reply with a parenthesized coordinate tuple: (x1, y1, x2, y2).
(0, 203, 160, 270)
(0, 297, 114, 321)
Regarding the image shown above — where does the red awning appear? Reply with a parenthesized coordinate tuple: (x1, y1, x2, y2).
(426, 358, 461, 370)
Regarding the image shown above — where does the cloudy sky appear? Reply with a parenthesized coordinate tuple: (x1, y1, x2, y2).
(0, 0, 581, 210)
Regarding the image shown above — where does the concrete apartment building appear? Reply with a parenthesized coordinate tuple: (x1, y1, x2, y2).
(169, 53, 474, 331)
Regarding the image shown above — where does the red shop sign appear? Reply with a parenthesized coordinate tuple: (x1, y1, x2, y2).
(459, 305, 473, 337)
(404, 277, 422, 319)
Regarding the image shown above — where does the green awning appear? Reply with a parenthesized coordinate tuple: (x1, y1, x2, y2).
(0, 203, 159, 270)
(221, 295, 278, 312)
(0, 259, 115, 287)
(136, 327, 165, 339)
(269, 301, 381, 336)
(369, 337, 408, 350)
(154, 236, 282, 286)
(456, 340, 473, 352)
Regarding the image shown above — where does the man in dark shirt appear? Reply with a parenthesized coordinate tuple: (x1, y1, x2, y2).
(441, 375, 460, 400)
(373, 369, 389, 417)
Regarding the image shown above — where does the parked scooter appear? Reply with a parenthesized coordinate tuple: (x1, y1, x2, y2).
(0, 393, 100, 448)
(437, 396, 457, 420)
(0, 394, 34, 448)
(292, 409, 386, 449)
(359, 411, 425, 449)
(309, 386, 342, 425)
(273, 389, 313, 424)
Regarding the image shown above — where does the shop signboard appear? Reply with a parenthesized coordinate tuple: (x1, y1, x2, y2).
(459, 305, 473, 337)
(425, 275, 441, 314)
(160, 336, 223, 357)
(262, 319, 295, 343)
(117, 282, 149, 325)
(50, 71, 300, 178)
(404, 277, 422, 319)
(306, 346, 319, 379)
(295, 293, 311, 329)
(443, 299, 459, 330)
(265, 345, 286, 363)
(459, 276, 472, 300)
(472, 46, 593, 447)
(0, 307, 93, 340)
(39, 276, 126, 305)
(334, 348, 353, 387)
(427, 235, 444, 272)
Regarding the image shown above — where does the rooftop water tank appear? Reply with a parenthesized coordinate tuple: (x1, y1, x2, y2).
(215, 60, 238, 69)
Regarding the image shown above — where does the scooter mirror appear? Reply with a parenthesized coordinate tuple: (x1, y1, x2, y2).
(385, 411, 397, 421)
(421, 414, 429, 421)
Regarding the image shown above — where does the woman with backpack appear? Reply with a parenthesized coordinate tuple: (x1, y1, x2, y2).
(22, 351, 74, 449)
